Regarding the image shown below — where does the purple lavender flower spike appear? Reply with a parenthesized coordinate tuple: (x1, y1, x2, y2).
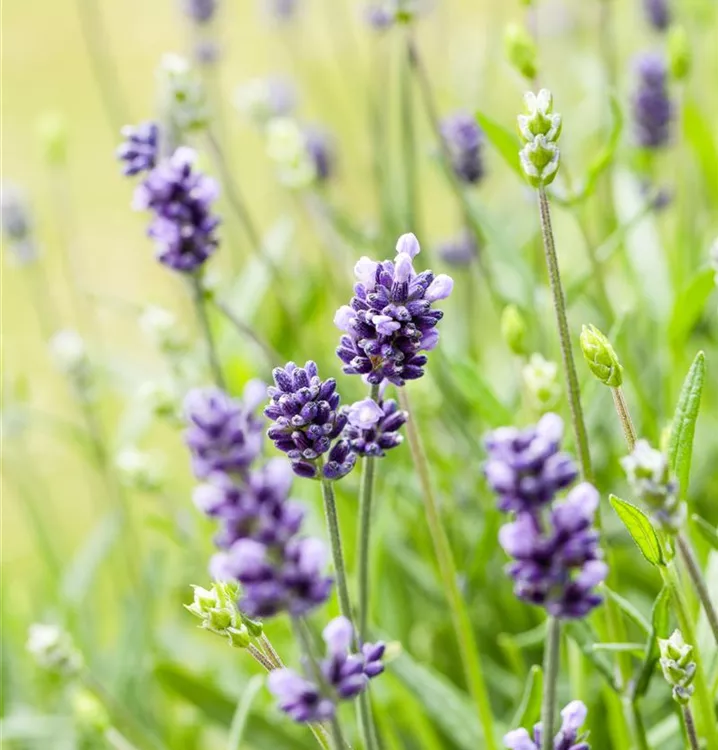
(263, 0, 298, 21)
(133, 146, 220, 272)
(441, 112, 485, 185)
(364, 4, 394, 30)
(631, 53, 673, 149)
(184, 385, 264, 479)
(504, 699, 590, 749)
(265, 361, 355, 480)
(345, 398, 406, 457)
(116, 122, 159, 177)
(436, 229, 478, 267)
(643, 0, 670, 31)
(362, 641, 386, 678)
(181, 0, 217, 23)
(336, 233, 453, 386)
(484, 413, 578, 513)
(268, 670, 336, 722)
(499, 483, 607, 618)
(304, 127, 334, 182)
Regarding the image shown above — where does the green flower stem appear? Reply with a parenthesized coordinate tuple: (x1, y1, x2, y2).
(661, 564, 718, 747)
(211, 296, 281, 368)
(398, 388, 498, 750)
(541, 617, 561, 750)
(676, 533, 718, 649)
(248, 644, 275, 672)
(260, 633, 284, 668)
(610, 387, 637, 451)
(401, 33, 419, 236)
(536, 186, 592, 482)
(319, 475, 353, 625)
(190, 274, 225, 389)
(683, 705, 701, 750)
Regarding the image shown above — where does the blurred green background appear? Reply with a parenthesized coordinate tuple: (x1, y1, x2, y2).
(2, 0, 718, 748)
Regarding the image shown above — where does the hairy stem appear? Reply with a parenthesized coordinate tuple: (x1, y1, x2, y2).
(610, 387, 637, 451)
(319, 477, 353, 623)
(190, 274, 225, 389)
(677, 533, 718, 649)
(541, 617, 561, 750)
(683, 705, 700, 750)
(536, 187, 593, 481)
(398, 388, 498, 750)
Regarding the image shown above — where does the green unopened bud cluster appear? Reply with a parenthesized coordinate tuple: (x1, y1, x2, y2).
(157, 54, 209, 138)
(26, 623, 84, 678)
(658, 630, 695, 705)
(504, 24, 537, 81)
(517, 90, 562, 187)
(500, 305, 528, 356)
(185, 581, 263, 648)
(580, 324, 623, 387)
(522, 353, 561, 413)
(667, 26, 691, 81)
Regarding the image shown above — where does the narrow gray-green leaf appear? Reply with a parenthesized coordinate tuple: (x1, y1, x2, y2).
(667, 351, 706, 498)
(475, 111, 522, 177)
(510, 665, 543, 731)
(668, 271, 715, 350)
(591, 643, 645, 656)
(228, 675, 265, 750)
(600, 585, 651, 634)
(609, 495, 665, 566)
(691, 515, 718, 552)
(634, 585, 671, 698)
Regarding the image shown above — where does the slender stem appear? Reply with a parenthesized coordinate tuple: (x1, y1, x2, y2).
(190, 275, 225, 388)
(611, 387, 637, 451)
(661, 564, 718, 747)
(248, 644, 276, 672)
(398, 388, 498, 750)
(536, 186, 593, 482)
(401, 33, 419, 234)
(630, 698, 651, 750)
(260, 633, 284, 668)
(541, 617, 561, 750)
(211, 297, 281, 366)
(319, 476, 353, 624)
(677, 533, 718, 649)
(683, 705, 701, 750)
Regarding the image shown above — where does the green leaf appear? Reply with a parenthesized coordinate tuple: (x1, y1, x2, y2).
(475, 110, 522, 178)
(591, 643, 646, 657)
(683, 99, 718, 206)
(609, 495, 665, 566)
(600, 585, 651, 634)
(450, 358, 514, 427)
(564, 620, 620, 693)
(667, 351, 706, 498)
(634, 585, 671, 697)
(691, 515, 718, 552)
(228, 675, 265, 750)
(510, 665, 543, 731)
(668, 271, 715, 350)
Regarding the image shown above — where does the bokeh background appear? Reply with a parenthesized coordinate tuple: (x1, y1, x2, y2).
(2, 0, 718, 748)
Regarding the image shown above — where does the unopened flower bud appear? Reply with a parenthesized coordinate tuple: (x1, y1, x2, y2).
(115, 447, 164, 493)
(519, 135, 560, 186)
(580, 324, 623, 387)
(157, 54, 209, 136)
(504, 24, 538, 81)
(501, 304, 528, 356)
(522, 353, 561, 413)
(36, 112, 68, 167)
(659, 630, 696, 705)
(185, 581, 258, 647)
(517, 89, 562, 143)
(265, 117, 316, 189)
(667, 26, 691, 81)
(27, 623, 83, 678)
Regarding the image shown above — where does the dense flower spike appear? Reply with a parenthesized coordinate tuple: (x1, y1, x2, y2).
(304, 126, 334, 182)
(643, 0, 670, 31)
(116, 122, 159, 177)
(344, 398, 406, 457)
(1, 183, 38, 264)
(436, 229, 478, 267)
(267, 617, 385, 722)
(499, 483, 607, 618)
(484, 413, 578, 513)
(441, 112, 485, 184)
(184, 383, 265, 479)
(133, 147, 220, 272)
(631, 53, 673, 149)
(504, 700, 590, 749)
(181, 0, 218, 23)
(335, 233, 453, 386)
(265, 361, 355, 480)
(620, 439, 684, 532)
(518, 89, 562, 187)
(658, 630, 696, 704)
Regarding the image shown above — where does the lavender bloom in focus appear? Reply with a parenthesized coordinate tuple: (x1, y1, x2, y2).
(484, 413, 578, 513)
(184, 383, 264, 479)
(265, 361, 356, 480)
(441, 112, 485, 185)
(504, 700, 590, 749)
(499, 483, 607, 618)
(643, 0, 670, 31)
(181, 0, 218, 23)
(117, 122, 159, 177)
(345, 398, 406, 457)
(436, 229, 478, 267)
(335, 233, 454, 386)
(632, 53, 673, 149)
(133, 147, 220, 272)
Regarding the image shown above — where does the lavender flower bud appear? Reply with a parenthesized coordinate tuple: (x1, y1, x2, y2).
(133, 147, 220, 272)
(441, 112, 485, 185)
(501, 304, 528, 356)
(115, 446, 164, 493)
(436, 229, 478, 267)
(265, 361, 355, 480)
(304, 126, 335, 182)
(181, 0, 218, 23)
(484, 413, 578, 513)
(157, 54, 209, 136)
(268, 670, 336, 723)
(1, 183, 38, 265)
(234, 77, 296, 129)
(345, 398, 407, 457)
(620, 440, 684, 532)
(185, 581, 254, 647)
(26, 624, 83, 677)
(658, 630, 695, 705)
(519, 134, 560, 187)
(667, 26, 691, 81)
(504, 700, 590, 749)
(522, 354, 561, 413)
(643, 0, 670, 32)
(631, 53, 673, 149)
(518, 90, 562, 143)
(580, 324, 623, 387)
(504, 23, 538, 81)
(117, 122, 159, 177)
(336, 233, 453, 385)
(364, 4, 395, 30)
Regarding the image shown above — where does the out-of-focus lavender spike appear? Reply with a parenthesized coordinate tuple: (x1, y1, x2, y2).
(631, 53, 673, 149)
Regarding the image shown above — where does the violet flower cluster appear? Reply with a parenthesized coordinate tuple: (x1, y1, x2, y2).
(335, 233, 453, 386)
(132, 146, 221, 272)
(485, 414, 607, 619)
(441, 112, 485, 185)
(268, 616, 385, 723)
(184, 384, 333, 618)
(116, 122, 160, 177)
(344, 397, 406, 457)
(181, 0, 217, 23)
(504, 700, 590, 750)
(643, 0, 670, 31)
(632, 53, 673, 149)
